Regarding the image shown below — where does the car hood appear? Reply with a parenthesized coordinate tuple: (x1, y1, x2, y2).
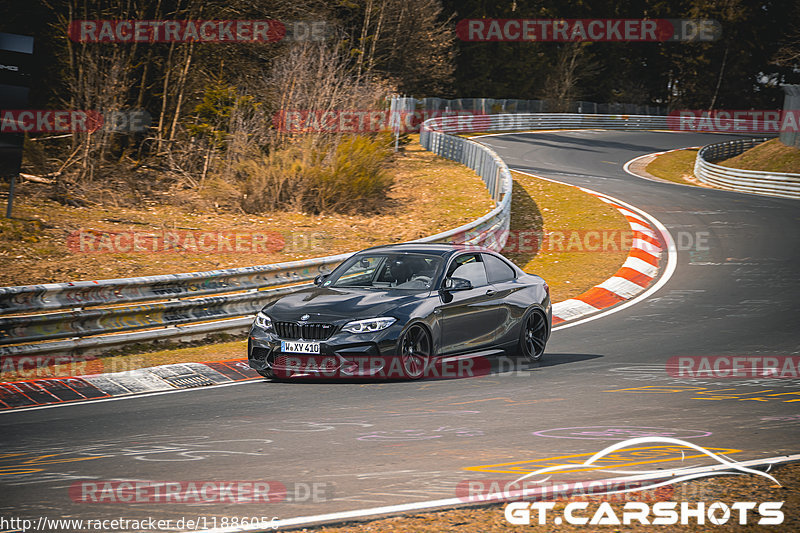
(262, 287, 430, 323)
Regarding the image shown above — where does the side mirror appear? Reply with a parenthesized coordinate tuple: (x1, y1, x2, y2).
(314, 274, 328, 286)
(442, 277, 472, 291)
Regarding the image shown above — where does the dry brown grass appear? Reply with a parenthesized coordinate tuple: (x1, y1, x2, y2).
(0, 135, 494, 287)
(718, 138, 800, 174)
(503, 171, 630, 302)
(645, 148, 700, 185)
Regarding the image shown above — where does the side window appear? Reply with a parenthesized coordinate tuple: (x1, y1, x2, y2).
(448, 253, 488, 287)
(483, 253, 516, 284)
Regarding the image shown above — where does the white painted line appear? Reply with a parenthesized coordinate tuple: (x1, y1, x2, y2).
(468, 129, 596, 139)
(552, 299, 600, 320)
(596, 196, 620, 206)
(630, 246, 660, 263)
(194, 453, 800, 532)
(629, 221, 655, 235)
(622, 256, 659, 278)
(615, 207, 649, 223)
(597, 276, 648, 299)
(507, 169, 677, 331)
(632, 238, 662, 255)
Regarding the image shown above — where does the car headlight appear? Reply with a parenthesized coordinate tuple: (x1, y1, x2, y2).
(254, 311, 273, 331)
(341, 317, 396, 334)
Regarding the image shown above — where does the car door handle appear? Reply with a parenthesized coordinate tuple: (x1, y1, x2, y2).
(485, 289, 497, 296)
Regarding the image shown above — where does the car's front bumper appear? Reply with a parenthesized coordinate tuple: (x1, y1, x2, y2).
(247, 324, 405, 378)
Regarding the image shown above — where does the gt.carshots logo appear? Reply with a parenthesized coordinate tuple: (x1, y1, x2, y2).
(501, 437, 784, 527)
(456, 19, 721, 42)
(505, 500, 783, 526)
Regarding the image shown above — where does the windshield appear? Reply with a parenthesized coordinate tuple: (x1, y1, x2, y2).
(327, 253, 442, 290)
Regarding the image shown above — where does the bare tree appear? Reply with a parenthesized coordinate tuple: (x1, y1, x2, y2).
(542, 42, 596, 112)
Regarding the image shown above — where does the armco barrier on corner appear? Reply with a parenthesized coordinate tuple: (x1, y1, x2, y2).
(0, 121, 513, 357)
(694, 138, 800, 199)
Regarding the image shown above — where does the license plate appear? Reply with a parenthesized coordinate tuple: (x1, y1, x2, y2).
(281, 341, 320, 354)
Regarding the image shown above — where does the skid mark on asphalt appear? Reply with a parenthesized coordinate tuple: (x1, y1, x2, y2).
(463, 446, 742, 475)
(448, 397, 565, 406)
(601, 364, 800, 390)
(356, 427, 484, 441)
(0, 452, 107, 476)
(605, 385, 800, 403)
(0, 435, 275, 482)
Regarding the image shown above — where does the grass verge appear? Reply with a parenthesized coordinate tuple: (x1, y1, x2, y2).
(503, 171, 630, 303)
(644, 139, 800, 188)
(645, 148, 700, 185)
(718, 138, 800, 173)
(0, 135, 494, 287)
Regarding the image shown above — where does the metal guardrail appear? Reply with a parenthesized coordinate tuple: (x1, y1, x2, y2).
(1, 121, 514, 357)
(694, 138, 800, 199)
(420, 113, 670, 134)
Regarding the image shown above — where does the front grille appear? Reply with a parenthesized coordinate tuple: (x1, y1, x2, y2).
(274, 321, 336, 340)
(272, 355, 293, 368)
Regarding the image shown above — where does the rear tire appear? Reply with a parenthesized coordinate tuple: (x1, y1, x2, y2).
(519, 309, 548, 362)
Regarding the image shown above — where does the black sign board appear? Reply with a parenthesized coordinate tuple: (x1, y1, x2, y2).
(0, 32, 34, 217)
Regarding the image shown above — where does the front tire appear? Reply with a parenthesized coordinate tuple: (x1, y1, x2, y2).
(399, 324, 432, 379)
(519, 309, 548, 362)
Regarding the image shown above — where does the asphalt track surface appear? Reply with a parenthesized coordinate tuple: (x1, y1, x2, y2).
(2, 130, 799, 530)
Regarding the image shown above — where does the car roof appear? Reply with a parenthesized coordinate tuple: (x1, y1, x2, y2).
(356, 243, 493, 257)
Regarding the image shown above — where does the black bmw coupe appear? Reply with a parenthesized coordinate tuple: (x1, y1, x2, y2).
(247, 243, 551, 379)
